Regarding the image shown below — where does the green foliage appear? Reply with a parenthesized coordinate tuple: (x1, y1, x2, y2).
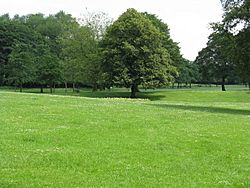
(5, 43, 36, 90)
(195, 24, 236, 90)
(102, 9, 176, 97)
(143, 13, 183, 69)
(144, 13, 200, 86)
(0, 19, 45, 86)
(60, 24, 103, 90)
(176, 60, 200, 85)
(234, 27, 250, 84)
(36, 50, 62, 89)
(220, 0, 250, 86)
(221, 0, 249, 29)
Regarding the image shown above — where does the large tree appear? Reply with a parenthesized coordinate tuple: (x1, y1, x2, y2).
(101, 8, 176, 98)
(195, 25, 236, 91)
(221, 0, 250, 88)
(234, 26, 250, 87)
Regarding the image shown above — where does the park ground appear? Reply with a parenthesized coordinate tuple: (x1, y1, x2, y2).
(0, 85, 249, 187)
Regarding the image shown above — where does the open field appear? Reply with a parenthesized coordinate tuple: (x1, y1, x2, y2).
(0, 87, 249, 187)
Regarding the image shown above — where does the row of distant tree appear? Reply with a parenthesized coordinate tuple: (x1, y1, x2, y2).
(0, 0, 249, 97)
(195, 0, 250, 91)
(0, 9, 199, 97)
(0, 11, 110, 93)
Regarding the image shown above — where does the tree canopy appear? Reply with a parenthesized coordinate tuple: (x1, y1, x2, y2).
(221, 0, 250, 87)
(101, 8, 176, 97)
(1, 5, 247, 96)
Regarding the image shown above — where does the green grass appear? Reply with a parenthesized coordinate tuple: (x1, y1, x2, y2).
(0, 87, 249, 187)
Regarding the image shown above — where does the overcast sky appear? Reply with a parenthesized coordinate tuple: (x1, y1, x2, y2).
(0, 0, 223, 60)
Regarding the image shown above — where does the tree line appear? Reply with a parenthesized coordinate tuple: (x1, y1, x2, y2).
(0, 11, 109, 93)
(0, 3, 248, 97)
(0, 9, 199, 97)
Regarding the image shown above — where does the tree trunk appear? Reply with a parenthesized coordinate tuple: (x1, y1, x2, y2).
(248, 82, 250, 90)
(177, 83, 180, 88)
(189, 83, 192, 88)
(135, 85, 140, 92)
(53, 83, 56, 93)
(130, 83, 137, 98)
(64, 82, 68, 93)
(92, 83, 98, 92)
(19, 84, 22, 92)
(73, 83, 75, 92)
(221, 77, 226, 91)
(50, 86, 53, 94)
(40, 87, 43, 93)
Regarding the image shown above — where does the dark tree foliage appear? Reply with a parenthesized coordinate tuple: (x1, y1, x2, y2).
(195, 25, 236, 91)
(0, 19, 44, 86)
(234, 27, 250, 87)
(220, 0, 250, 88)
(5, 43, 36, 91)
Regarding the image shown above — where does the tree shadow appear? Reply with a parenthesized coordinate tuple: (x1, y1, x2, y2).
(150, 103, 250, 116)
(78, 91, 166, 101)
(4, 87, 166, 101)
(138, 92, 166, 101)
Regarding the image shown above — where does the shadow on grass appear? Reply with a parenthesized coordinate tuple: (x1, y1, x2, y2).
(2, 87, 166, 101)
(138, 92, 166, 101)
(151, 103, 250, 116)
(77, 91, 166, 101)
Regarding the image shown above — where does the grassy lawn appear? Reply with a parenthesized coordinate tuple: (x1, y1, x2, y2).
(0, 87, 249, 187)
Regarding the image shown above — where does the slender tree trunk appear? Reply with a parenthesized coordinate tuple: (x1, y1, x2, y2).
(92, 83, 98, 92)
(53, 83, 56, 93)
(64, 82, 68, 93)
(19, 84, 22, 92)
(189, 83, 192, 88)
(222, 77, 226, 91)
(177, 83, 180, 88)
(73, 83, 75, 92)
(248, 82, 250, 90)
(50, 86, 53, 94)
(130, 83, 137, 98)
(40, 87, 43, 93)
